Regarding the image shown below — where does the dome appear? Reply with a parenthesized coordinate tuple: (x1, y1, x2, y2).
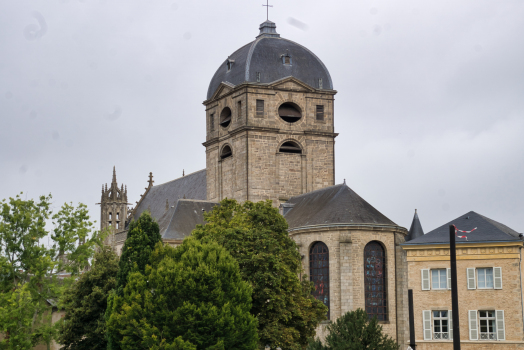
(206, 21, 333, 100)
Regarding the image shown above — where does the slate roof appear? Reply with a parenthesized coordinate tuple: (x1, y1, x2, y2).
(163, 199, 218, 240)
(284, 183, 398, 230)
(131, 169, 208, 237)
(405, 210, 424, 241)
(206, 21, 333, 100)
(403, 211, 522, 245)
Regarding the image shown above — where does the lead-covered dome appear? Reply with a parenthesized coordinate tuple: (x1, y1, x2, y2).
(206, 21, 333, 100)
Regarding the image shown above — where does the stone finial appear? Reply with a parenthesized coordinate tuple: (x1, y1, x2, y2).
(112, 166, 117, 184)
(183, 169, 185, 176)
(148, 172, 154, 188)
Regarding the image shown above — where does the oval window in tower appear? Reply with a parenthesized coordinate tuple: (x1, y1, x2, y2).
(278, 102, 302, 123)
(220, 107, 232, 128)
(279, 141, 302, 154)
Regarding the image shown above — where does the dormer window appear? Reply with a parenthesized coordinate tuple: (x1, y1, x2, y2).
(281, 51, 292, 65)
(226, 59, 235, 71)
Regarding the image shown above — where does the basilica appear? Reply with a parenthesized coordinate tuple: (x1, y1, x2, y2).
(98, 20, 524, 349)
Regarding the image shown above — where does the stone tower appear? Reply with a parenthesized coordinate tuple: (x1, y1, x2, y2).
(98, 166, 129, 234)
(204, 21, 337, 206)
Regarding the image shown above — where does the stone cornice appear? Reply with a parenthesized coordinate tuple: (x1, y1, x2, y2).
(288, 223, 408, 236)
(404, 242, 523, 261)
(202, 127, 338, 147)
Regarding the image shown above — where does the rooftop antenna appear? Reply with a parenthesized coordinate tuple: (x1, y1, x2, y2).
(262, 0, 273, 21)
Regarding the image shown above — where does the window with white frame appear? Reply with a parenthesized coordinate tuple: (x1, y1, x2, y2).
(433, 311, 450, 339)
(421, 268, 451, 291)
(477, 268, 494, 289)
(431, 269, 447, 289)
(467, 267, 502, 290)
(479, 311, 496, 340)
(469, 310, 505, 341)
(423, 310, 453, 340)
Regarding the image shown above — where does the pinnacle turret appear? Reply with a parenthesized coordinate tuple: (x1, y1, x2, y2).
(406, 209, 424, 241)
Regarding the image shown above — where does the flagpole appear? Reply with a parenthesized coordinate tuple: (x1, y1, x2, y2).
(450, 225, 461, 350)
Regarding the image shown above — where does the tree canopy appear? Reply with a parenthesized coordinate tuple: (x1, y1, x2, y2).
(192, 199, 327, 350)
(58, 246, 119, 350)
(106, 238, 258, 350)
(0, 193, 101, 350)
(105, 211, 163, 350)
(307, 309, 398, 350)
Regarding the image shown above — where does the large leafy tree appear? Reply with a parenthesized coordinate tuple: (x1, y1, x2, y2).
(58, 246, 119, 350)
(106, 211, 162, 350)
(0, 193, 101, 350)
(107, 238, 258, 350)
(192, 199, 327, 350)
(307, 309, 398, 350)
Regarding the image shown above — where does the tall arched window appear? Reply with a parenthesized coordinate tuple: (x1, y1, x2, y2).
(310, 242, 330, 319)
(364, 241, 387, 321)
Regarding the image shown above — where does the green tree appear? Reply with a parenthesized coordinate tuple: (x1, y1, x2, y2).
(192, 199, 327, 350)
(57, 246, 119, 350)
(307, 309, 398, 350)
(0, 193, 101, 350)
(107, 238, 258, 350)
(106, 211, 162, 350)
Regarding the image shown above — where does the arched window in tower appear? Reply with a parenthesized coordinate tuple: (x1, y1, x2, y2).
(279, 141, 302, 154)
(220, 145, 232, 160)
(310, 242, 330, 319)
(220, 107, 232, 128)
(278, 102, 302, 123)
(364, 241, 387, 321)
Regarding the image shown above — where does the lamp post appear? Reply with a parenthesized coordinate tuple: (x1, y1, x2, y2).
(449, 225, 461, 350)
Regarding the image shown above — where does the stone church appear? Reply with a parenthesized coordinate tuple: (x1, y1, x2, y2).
(99, 20, 410, 345)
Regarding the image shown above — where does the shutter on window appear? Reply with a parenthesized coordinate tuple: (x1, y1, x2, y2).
(496, 310, 505, 340)
(423, 310, 432, 340)
(494, 267, 502, 289)
(448, 310, 453, 340)
(467, 268, 476, 289)
(469, 310, 478, 340)
(421, 269, 430, 290)
(447, 268, 452, 290)
(256, 100, 264, 116)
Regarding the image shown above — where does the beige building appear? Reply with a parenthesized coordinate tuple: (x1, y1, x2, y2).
(102, 20, 411, 346)
(403, 211, 524, 349)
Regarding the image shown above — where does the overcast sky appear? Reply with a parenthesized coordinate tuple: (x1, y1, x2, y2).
(1, 0, 523, 234)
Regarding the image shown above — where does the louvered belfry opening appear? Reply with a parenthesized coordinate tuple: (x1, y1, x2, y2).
(279, 141, 302, 154)
(310, 242, 330, 319)
(220, 107, 232, 128)
(278, 102, 302, 123)
(220, 145, 232, 159)
(364, 241, 388, 321)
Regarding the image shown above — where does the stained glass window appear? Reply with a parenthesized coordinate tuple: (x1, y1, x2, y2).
(364, 241, 387, 321)
(310, 242, 330, 319)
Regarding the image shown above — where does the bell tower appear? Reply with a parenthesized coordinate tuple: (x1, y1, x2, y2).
(98, 166, 129, 234)
(203, 21, 337, 206)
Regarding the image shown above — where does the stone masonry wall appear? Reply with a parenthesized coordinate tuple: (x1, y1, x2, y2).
(204, 80, 336, 206)
(290, 225, 408, 344)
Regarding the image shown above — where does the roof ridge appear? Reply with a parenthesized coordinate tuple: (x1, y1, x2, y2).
(288, 183, 345, 200)
(152, 169, 206, 188)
